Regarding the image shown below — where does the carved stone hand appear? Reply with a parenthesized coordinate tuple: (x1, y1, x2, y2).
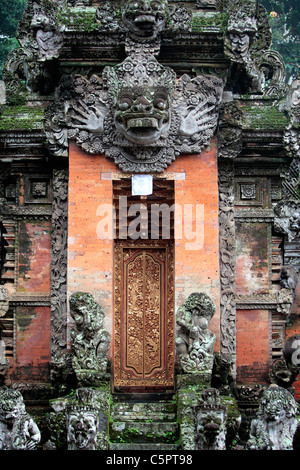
(71, 100, 106, 133)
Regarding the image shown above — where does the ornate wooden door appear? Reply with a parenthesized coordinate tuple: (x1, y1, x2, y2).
(113, 240, 174, 390)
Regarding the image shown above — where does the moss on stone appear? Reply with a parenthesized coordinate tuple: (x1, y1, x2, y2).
(57, 7, 98, 32)
(192, 12, 228, 32)
(0, 105, 44, 131)
(240, 104, 289, 130)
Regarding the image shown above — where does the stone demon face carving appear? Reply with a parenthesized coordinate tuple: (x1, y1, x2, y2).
(114, 85, 171, 144)
(104, 54, 176, 146)
(68, 410, 97, 450)
(122, 0, 168, 39)
(47, 54, 223, 172)
(274, 200, 300, 241)
(226, 10, 257, 61)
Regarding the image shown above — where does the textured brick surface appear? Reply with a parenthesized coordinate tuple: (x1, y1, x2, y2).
(235, 221, 270, 295)
(166, 146, 220, 346)
(17, 220, 51, 293)
(11, 306, 51, 382)
(236, 309, 270, 383)
(68, 143, 117, 340)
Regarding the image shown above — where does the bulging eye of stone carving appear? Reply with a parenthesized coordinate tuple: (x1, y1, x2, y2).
(153, 96, 168, 110)
(118, 100, 132, 111)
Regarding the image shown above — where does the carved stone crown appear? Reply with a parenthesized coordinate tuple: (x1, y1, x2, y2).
(103, 54, 176, 102)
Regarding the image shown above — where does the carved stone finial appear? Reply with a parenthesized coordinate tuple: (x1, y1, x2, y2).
(175, 292, 216, 374)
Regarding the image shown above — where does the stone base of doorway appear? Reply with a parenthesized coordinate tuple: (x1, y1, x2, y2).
(109, 442, 180, 450)
(108, 397, 180, 449)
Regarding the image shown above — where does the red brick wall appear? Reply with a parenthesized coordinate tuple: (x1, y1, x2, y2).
(235, 221, 270, 296)
(68, 143, 117, 343)
(236, 309, 270, 383)
(166, 145, 220, 347)
(17, 220, 51, 293)
(11, 306, 51, 382)
(10, 219, 51, 382)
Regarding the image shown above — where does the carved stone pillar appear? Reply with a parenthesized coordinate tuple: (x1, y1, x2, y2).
(50, 168, 70, 387)
(218, 159, 237, 378)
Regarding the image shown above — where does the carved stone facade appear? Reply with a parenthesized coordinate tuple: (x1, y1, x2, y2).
(0, 0, 300, 451)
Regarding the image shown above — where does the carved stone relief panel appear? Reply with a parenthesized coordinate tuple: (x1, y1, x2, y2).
(46, 57, 223, 172)
(218, 160, 237, 376)
(24, 175, 51, 204)
(234, 178, 264, 207)
(50, 168, 68, 379)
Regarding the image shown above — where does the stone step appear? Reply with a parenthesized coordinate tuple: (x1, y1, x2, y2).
(109, 420, 179, 444)
(110, 401, 177, 422)
(109, 442, 180, 451)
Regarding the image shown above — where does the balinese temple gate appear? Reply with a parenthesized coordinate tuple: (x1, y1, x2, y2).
(0, 0, 300, 451)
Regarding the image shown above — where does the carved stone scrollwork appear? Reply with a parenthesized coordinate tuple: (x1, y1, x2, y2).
(218, 101, 243, 159)
(284, 76, 300, 160)
(50, 169, 69, 385)
(218, 160, 236, 376)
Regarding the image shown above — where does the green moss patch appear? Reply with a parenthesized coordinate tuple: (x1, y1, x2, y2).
(240, 104, 289, 130)
(192, 12, 228, 32)
(0, 105, 44, 131)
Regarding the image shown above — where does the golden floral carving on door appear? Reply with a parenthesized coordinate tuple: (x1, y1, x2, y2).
(113, 240, 174, 390)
